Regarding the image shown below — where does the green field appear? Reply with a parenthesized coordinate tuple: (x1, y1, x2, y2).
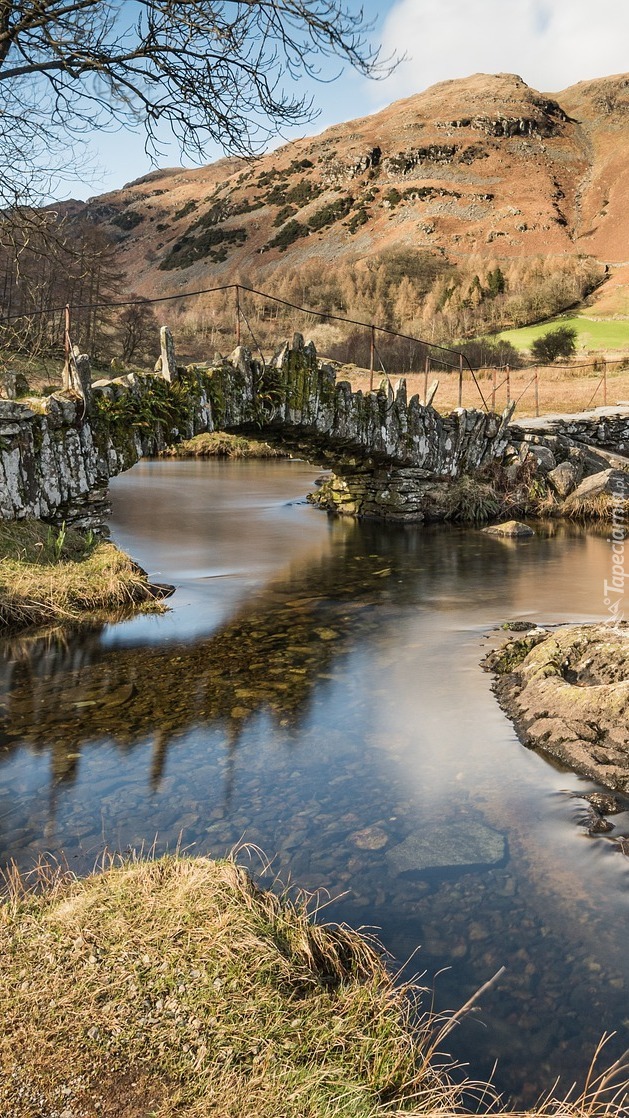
(498, 316, 629, 353)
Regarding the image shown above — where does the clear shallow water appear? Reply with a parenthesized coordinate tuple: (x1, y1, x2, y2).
(1, 459, 628, 1106)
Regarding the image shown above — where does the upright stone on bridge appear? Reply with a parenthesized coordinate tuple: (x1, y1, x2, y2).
(230, 345, 254, 375)
(159, 326, 176, 382)
(66, 350, 93, 410)
(0, 370, 16, 400)
(393, 378, 407, 407)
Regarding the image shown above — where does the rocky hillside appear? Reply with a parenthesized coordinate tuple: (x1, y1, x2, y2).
(63, 71, 629, 301)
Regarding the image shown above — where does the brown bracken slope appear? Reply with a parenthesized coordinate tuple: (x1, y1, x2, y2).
(62, 72, 629, 300)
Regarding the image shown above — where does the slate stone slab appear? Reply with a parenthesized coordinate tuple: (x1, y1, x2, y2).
(386, 819, 506, 874)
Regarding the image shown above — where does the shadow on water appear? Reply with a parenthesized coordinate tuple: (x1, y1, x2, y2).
(0, 459, 628, 1109)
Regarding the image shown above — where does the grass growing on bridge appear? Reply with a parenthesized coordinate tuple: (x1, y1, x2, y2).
(0, 853, 626, 1118)
(0, 519, 166, 631)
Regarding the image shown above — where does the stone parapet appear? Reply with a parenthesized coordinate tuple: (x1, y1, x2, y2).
(9, 338, 626, 528)
(0, 367, 213, 526)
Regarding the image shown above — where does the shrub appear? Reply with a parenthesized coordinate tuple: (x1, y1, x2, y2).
(111, 209, 144, 231)
(347, 207, 369, 234)
(531, 325, 577, 363)
(459, 338, 524, 369)
(265, 219, 308, 252)
(307, 196, 353, 231)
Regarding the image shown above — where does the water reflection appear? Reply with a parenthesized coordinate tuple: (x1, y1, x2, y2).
(0, 518, 607, 786)
(0, 460, 627, 1108)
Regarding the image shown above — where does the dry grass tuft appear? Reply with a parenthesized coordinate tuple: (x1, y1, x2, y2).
(0, 519, 166, 632)
(165, 432, 289, 458)
(563, 493, 620, 521)
(0, 853, 458, 1118)
(442, 476, 501, 523)
(0, 854, 626, 1118)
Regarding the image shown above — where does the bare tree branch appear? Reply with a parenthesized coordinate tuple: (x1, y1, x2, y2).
(0, 0, 396, 211)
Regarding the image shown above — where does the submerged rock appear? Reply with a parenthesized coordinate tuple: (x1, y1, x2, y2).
(582, 807, 614, 835)
(350, 826, 389, 851)
(386, 819, 505, 874)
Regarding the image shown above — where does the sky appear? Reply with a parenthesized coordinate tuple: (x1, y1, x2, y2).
(70, 0, 629, 200)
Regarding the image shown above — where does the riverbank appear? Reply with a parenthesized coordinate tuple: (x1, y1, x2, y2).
(485, 624, 629, 793)
(0, 519, 169, 632)
(0, 854, 455, 1118)
(1, 853, 627, 1118)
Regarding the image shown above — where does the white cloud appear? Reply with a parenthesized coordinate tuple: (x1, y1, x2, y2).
(368, 0, 629, 105)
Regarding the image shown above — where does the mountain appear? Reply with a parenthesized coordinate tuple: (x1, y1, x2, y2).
(64, 72, 629, 301)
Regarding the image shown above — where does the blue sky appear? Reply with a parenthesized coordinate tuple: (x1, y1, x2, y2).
(71, 0, 629, 200)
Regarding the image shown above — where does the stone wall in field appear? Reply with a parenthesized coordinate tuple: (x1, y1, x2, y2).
(511, 408, 629, 455)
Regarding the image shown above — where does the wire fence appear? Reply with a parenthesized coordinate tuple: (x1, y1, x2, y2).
(3, 281, 629, 417)
(2, 282, 491, 409)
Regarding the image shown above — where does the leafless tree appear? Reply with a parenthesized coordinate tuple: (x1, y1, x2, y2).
(0, 214, 124, 359)
(116, 298, 159, 364)
(0, 0, 393, 209)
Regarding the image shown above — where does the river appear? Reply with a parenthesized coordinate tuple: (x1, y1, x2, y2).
(1, 457, 628, 1107)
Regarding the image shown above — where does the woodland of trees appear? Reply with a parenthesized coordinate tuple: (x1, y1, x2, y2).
(174, 250, 604, 370)
(0, 214, 158, 367)
(0, 214, 604, 374)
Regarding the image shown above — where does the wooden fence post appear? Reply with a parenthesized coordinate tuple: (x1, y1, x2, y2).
(458, 354, 463, 408)
(534, 366, 539, 417)
(505, 364, 511, 406)
(491, 367, 497, 411)
(603, 359, 607, 406)
(235, 284, 241, 347)
(62, 304, 71, 391)
(369, 325, 375, 392)
(423, 356, 429, 404)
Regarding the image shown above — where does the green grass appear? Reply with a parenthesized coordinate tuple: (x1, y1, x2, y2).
(496, 317, 629, 354)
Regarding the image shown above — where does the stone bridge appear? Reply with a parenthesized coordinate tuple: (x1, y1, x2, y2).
(1, 334, 628, 525)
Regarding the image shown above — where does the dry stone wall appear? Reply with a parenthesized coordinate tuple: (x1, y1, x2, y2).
(0, 336, 544, 526)
(0, 369, 212, 527)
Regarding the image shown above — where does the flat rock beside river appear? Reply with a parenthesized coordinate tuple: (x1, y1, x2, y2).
(485, 624, 629, 791)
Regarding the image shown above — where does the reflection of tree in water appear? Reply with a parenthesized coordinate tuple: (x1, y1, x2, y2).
(0, 520, 591, 792)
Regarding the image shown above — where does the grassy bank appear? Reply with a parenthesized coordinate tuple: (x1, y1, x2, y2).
(164, 432, 289, 458)
(1, 854, 627, 1118)
(0, 519, 167, 631)
(0, 855, 453, 1118)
